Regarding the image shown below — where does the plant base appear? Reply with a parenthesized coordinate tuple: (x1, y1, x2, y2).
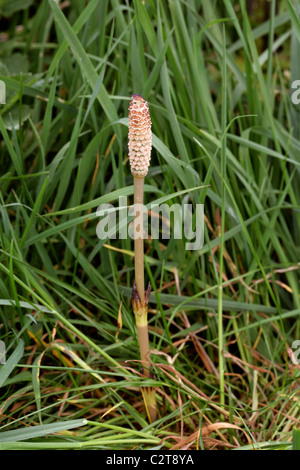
(132, 282, 157, 423)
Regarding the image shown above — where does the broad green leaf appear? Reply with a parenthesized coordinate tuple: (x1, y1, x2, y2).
(0, 0, 33, 17)
(0, 419, 87, 442)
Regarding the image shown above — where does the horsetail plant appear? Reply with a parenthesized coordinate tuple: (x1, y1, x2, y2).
(128, 94, 157, 423)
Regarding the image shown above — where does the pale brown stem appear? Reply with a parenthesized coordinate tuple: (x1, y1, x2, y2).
(137, 323, 151, 378)
(137, 322, 157, 423)
(132, 286, 157, 423)
(132, 176, 157, 423)
(133, 176, 145, 303)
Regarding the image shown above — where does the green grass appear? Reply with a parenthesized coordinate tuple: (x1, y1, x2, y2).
(0, 0, 299, 450)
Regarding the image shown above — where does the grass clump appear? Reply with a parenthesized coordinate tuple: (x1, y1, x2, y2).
(0, 0, 299, 450)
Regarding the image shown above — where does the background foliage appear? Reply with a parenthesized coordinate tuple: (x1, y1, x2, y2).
(0, 0, 299, 450)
